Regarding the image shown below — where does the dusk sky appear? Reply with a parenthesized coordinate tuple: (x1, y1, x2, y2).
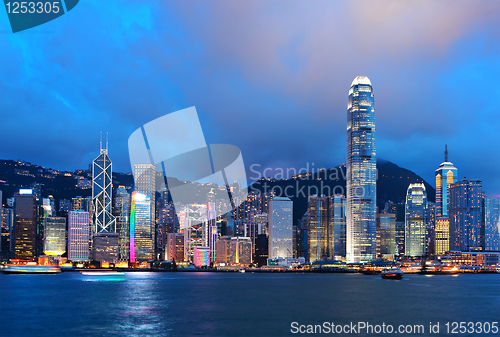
(1, 0, 500, 197)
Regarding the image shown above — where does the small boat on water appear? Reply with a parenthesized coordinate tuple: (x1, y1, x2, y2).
(1, 265, 61, 274)
(381, 268, 404, 280)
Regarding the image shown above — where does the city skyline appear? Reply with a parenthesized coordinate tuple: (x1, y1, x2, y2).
(1, 1, 500, 198)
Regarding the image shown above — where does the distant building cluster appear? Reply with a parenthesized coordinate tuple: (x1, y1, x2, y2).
(1, 77, 499, 269)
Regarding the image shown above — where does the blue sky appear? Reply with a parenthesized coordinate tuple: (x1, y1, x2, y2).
(1, 0, 500, 197)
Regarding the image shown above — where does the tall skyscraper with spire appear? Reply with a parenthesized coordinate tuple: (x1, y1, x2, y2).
(435, 145, 458, 217)
(92, 133, 116, 234)
(346, 76, 377, 263)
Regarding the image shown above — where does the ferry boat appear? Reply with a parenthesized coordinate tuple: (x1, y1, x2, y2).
(381, 268, 404, 280)
(1, 265, 61, 274)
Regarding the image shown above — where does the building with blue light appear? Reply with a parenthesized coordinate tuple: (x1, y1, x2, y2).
(346, 76, 376, 263)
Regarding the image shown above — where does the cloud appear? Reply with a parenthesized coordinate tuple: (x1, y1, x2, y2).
(0, 0, 499, 196)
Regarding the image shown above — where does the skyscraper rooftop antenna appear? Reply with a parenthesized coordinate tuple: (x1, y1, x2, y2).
(100, 131, 103, 152)
(445, 144, 448, 162)
(106, 132, 109, 152)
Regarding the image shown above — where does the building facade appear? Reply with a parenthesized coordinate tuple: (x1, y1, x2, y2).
(346, 76, 377, 263)
(130, 192, 153, 262)
(435, 145, 458, 217)
(43, 217, 66, 256)
(268, 197, 293, 260)
(484, 198, 500, 251)
(68, 211, 90, 261)
(92, 142, 116, 233)
(405, 184, 428, 257)
(449, 179, 484, 251)
(14, 191, 37, 260)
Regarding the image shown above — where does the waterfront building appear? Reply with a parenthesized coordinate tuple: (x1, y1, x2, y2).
(207, 189, 217, 263)
(193, 246, 210, 267)
(68, 211, 90, 261)
(434, 217, 450, 255)
(230, 236, 252, 265)
(133, 164, 156, 253)
(92, 232, 119, 262)
(405, 184, 428, 257)
(449, 179, 484, 251)
(183, 204, 208, 262)
(484, 198, 500, 251)
(268, 197, 293, 259)
(130, 192, 153, 262)
(346, 76, 377, 263)
(254, 234, 268, 267)
(301, 195, 346, 262)
(165, 232, 184, 262)
(43, 217, 66, 256)
(376, 214, 396, 258)
(216, 236, 232, 264)
(13, 190, 37, 260)
(435, 145, 458, 217)
(92, 139, 116, 233)
(113, 186, 130, 261)
(395, 203, 405, 255)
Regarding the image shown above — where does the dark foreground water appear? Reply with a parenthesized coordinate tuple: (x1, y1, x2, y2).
(0, 272, 499, 336)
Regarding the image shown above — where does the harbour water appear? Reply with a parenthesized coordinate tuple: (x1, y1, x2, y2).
(0, 272, 499, 336)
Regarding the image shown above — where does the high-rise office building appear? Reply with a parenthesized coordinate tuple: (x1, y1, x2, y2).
(435, 145, 458, 217)
(405, 184, 428, 257)
(113, 186, 130, 261)
(346, 76, 377, 263)
(133, 164, 156, 257)
(43, 217, 66, 256)
(92, 233, 119, 263)
(207, 189, 217, 263)
(268, 197, 293, 259)
(13, 190, 37, 261)
(183, 204, 208, 262)
(449, 179, 484, 251)
(165, 232, 184, 262)
(485, 198, 500, 251)
(230, 237, 252, 265)
(376, 214, 396, 258)
(302, 195, 346, 262)
(434, 217, 450, 255)
(92, 140, 115, 234)
(130, 192, 153, 262)
(68, 211, 90, 261)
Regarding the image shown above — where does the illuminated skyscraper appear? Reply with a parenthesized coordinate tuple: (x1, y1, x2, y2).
(207, 189, 217, 263)
(92, 138, 115, 233)
(405, 184, 428, 257)
(346, 76, 376, 263)
(14, 190, 37, 260)
(485, 198, 500, 251)
(133, 164, 156, 256)
(113, 186, 130, 261)
(130, 192, 153, 262)
(183, 204, 208, 262)
(434, 217, 450, 255)
(449, 179, 484, 251)
(302, 195, 346, 262)
(68, 211, 90, 261)
(435, 145, 458, 217)
(376, 214, 396, 258)
(268, 197, 293, 259)
(43, 217, 66, 256)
